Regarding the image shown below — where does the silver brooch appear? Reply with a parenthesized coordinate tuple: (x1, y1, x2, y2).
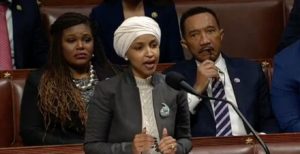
(160, 103, 170, 118)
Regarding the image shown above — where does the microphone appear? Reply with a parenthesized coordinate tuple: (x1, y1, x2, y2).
(165, 71, 270, 154)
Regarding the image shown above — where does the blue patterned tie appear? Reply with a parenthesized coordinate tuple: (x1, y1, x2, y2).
(212, 78, 232, 136)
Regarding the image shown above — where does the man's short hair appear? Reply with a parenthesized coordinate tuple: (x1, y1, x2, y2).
(180, 6, 221, 37)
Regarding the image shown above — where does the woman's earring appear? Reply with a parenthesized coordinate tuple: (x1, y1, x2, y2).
(92, 54, 95, 57)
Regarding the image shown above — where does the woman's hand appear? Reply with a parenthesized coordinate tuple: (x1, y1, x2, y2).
(159, 128, 177, 154)
(132, 128, 156, 154)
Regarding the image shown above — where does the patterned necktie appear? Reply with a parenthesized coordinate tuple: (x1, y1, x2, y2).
(0, 4, 12, 70)
(211, 77, 232, 136)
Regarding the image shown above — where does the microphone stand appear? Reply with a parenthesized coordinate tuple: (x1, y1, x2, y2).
(195, 94, 270, 154)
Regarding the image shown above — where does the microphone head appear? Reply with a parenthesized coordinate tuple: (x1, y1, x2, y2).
(165, 71, 186, 90)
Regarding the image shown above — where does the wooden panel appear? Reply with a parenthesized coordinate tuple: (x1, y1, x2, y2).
(176, 0, 286, 59)
(191, 133, 300, 154)
(0, 80, 14, 147)
(0, 144, 84, 154)
(0, 70, 32, 80)
(1, 133, 300, 153)
(192, 133, 300, 147)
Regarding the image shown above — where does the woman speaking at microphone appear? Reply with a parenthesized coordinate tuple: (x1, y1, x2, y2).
(84, 16, 191, 154)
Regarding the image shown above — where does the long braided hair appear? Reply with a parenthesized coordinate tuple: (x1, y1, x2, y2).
(38, 12, 116, 132)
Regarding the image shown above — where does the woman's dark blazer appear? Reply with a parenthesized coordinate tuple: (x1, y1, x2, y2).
(84, 69, 192, 154)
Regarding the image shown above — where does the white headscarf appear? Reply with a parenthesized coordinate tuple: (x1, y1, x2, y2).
(113, 16, 161, 60)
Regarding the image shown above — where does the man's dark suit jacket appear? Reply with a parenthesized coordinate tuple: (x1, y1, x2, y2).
(11, 0, 48, 68)
(90, 0, 183, 64)
(165, 55, 280, 137)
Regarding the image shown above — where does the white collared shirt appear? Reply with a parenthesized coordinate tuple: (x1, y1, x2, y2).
(188, 54, 247, 136)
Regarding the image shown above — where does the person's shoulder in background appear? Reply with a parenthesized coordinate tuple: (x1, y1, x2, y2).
(277, 0, 300, 52)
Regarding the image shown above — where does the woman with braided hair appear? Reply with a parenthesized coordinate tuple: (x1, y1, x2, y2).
(20, 12, 119, 145)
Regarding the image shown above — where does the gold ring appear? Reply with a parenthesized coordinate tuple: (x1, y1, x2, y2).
(171, 144, 175, 150)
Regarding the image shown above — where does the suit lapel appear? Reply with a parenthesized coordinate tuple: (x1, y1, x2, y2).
(152, 84, 163, 139)
(184, 60, 197, 86)
(224, 57, 247, 114)
(11, 0, 23, 61)
(11, 0, 23, 37)
(126, 84, 144, 132)
(123, 70, 143, 132)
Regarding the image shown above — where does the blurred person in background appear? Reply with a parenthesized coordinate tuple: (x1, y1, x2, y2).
(0, 0, 48, 69)
(90, 0, 184, 64)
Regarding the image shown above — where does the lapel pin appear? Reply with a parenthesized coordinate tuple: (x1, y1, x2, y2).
(234, 78, 240, 83)
(16, 4, 22, 11)
(151, 11, 158, 18)
(160, 103, 170, 118)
